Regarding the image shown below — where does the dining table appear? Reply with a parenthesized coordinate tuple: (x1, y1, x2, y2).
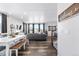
(0, 34, 26, 56)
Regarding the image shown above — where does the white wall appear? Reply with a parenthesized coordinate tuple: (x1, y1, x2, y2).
(7, 16, 23, 34)
(57, 3, 73, 15)
(47, 21, 57, 26)
(58, 13, 79, 56)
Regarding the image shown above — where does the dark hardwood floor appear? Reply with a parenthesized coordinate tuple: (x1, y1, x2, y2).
(17, 41, 57, 56)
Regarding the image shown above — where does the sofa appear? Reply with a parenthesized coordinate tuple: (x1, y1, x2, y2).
(27, 33, 47, 41)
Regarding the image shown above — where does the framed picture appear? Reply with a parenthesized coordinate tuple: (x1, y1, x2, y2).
(48, 26, 56, 31)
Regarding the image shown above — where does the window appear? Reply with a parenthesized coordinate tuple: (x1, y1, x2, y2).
(40, 24, 43, 32)
(23, 23, 27, 34)
(0, 14, 7, 33)
(34, 24, 39, 33)
(27, 23, 45, 33)
(29, 24, 33, 33)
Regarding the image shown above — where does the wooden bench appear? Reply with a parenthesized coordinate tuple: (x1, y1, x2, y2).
(9, 39, 26, 56)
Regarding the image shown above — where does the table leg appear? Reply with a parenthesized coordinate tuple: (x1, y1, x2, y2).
(6, 44, 9, 56)
(23, 43, 26, 50)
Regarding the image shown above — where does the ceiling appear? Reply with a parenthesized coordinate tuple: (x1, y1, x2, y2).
(0, 3, 57, 23)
